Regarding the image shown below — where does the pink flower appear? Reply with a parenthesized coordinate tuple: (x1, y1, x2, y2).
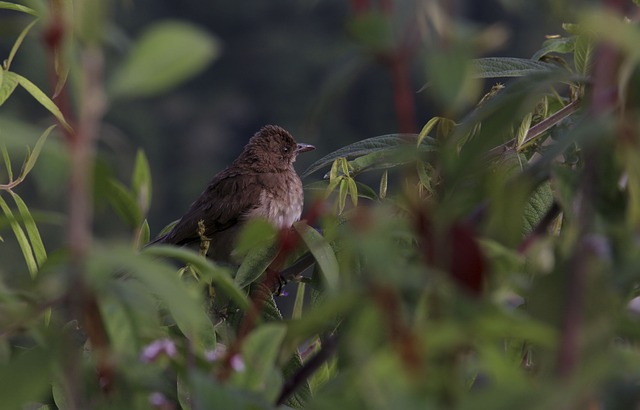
(140, 338, 177, 363)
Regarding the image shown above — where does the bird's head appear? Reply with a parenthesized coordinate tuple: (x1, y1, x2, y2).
(242, 125, 315, 171)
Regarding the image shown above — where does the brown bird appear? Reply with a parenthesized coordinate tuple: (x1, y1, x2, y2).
(149, 125, 315, 262)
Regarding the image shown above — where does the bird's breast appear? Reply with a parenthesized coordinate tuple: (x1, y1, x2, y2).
(249, 172, 303, 229)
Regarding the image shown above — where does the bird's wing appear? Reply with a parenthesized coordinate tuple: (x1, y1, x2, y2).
(156, 169, 265, 246)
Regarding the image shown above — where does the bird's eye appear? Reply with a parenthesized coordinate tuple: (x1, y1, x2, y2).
(282, 147, 290, 153)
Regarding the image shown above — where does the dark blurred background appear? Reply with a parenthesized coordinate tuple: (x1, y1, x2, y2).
(0, 0, 564, 247)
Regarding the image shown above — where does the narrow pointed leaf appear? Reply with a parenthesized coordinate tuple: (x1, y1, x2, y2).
(13, 73, 72, 131)
(21, 125, 55, 178)
(6, 19, 38, 71)
(107, 179, 142, 228)
(1, 144, 12, 182)
(379, 170, 388, 199)
(417, 116, 441, 146)
(132, 149, 152, 214)
(293, 222, 339, 293)
(472, 57, 558, 79)
(0, 194, 37, 276)
(10, 191, 46, 267)
(0, 1, 38, 15)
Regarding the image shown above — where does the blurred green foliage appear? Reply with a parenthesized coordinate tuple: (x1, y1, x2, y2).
(2, 1, 640, 410)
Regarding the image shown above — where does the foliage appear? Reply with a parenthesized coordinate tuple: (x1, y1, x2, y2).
(2, 1, 640, 410)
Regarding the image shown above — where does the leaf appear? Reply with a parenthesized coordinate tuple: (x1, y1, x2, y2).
(230, 323, 288, 399)
(301, 133, 436, 179)
(1, 144, 12, 181)
(0, 346, 53, 410)
(293, 222, 339, 294)
(110, 20, 220, 99)
(135, 218, 150, 249)
(0, 70, 19, 106)
(21, 124, 55, 178)
(92, 247, 217, 348)
(132, 149, 152, 214)
(107, 179, 142, 228)
(12, 72, 72, 131)
(347, 178, 358, 207)
(10, 191, 46, 268)
(0, 1, 38, 16)
(379, 170, 388, 199)
(515, 112, 533, 150)
(338, 179, 347, 214)
(6, 18, 39, 71)
(143, 245, 250, 311)
(522, 182, 554, 236)
(531, 36, 576, 60)
(0, 194, 37, 277)
(471, 57, 558, 78)
(234, 241, 279, 290)
(292, 282, 306, 320)
(417, 116, 441, 146)
(574, 35, 594, 76)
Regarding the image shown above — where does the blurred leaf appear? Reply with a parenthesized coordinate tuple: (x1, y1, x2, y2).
(302, 134, 437, 179)
(234, 240, 279, 290)
(531, 36, 576, 60)
(11, 72, 72, 131)
(0, 193, 37, 276)
(234, 218, 277, 258)
(143, 245, 250, 310)
(472, 57, 559, 78)
(132, 149, 152, 215)
(0, 70, 19, 106)
(347, 11, 393, 52)
(293, 222, 339, 293)
(426, 47, 481, 109)
(9, 191, 46, 268)
(417, 116, 442, 146)
(0, 346, 52, 410)
(135, 218, 150, 249)
(5, 18, 38, 71)
(0, 1, 37, 15)
(110, 20, 220, 99)
(107, 179, 142, 228)
(231, 323, 287, 399)
(355, 181, 377, 201)
(188, 370, 272, 410)
(92, 247, 217, 349)
(516, 112, 533, 150)
(21, 124, 55, 179)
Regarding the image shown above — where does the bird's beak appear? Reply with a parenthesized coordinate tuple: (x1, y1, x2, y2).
(295, 143, 315, 153)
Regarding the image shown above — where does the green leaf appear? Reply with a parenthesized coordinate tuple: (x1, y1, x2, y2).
(0, 70, 19, 106)
(143, 245, 250, 311)
(0, 194, 37, 277)
(0, 1, 38, 16)
(355, 181, 378, 201)
(531, 36, 576, 60)
(522, 182, 554, 236)
(12, 72, 72, 131)
(9, 191, 46, 268)
(21, 124, 55, 178)
(574, 35, 594, 76)
(107, 179, 142, 228)
(515, 112, 533, 150)
(230, 323, 288, 399)
(233, 218, 277, 258)
(0, 346, 53, 410)
(132, 149, 152, 214)
(472, 57, 559, 78)
(293, 222, 339, 293)
(6, 18, 38, 71)
(347, 178, 358, 207)
(417, 116, 441, 146)
(110, 20, 220, 99)
(92, 247, 217, 348)
(1, 144, 12, 181)
(135, 218, 150, 249)
(292, 282, 306, 320)
(234, 241, 279, 290)
(302, 134, 436, 179)
(338, 179, 347, 214)
(379, 170, 388, 199)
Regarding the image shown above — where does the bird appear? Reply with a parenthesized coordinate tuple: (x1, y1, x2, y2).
(148, 125, 315, 262)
